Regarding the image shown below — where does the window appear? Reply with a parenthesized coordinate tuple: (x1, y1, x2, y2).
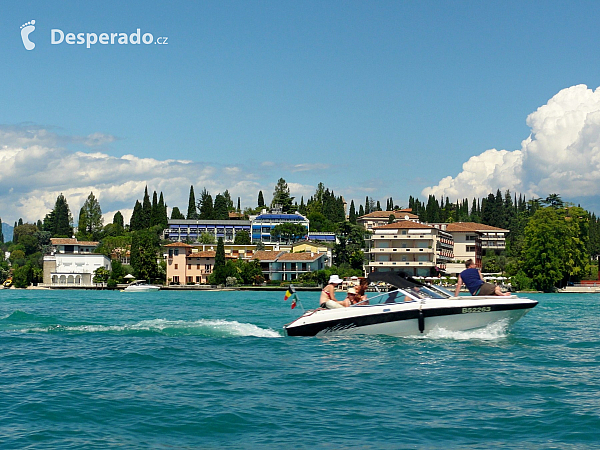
(174, 249, 179, 256)
(197, 264, 200, 270)
(466, 235, 477, 241)
(188, 264, 191, 270)
(187, 276, 193, 283)
(467, 246, 476, 252)
(173, 276, 179, 283)
(205, 264, 212, 273)
(196, 276, 201, 283)
(174, 264, 178, 269)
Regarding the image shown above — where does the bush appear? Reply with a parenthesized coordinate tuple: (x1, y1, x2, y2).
(107, 279, 118, 288)
(511, 270, 534, 291)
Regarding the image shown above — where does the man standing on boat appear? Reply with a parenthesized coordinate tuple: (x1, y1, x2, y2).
(454, 259, 510, 297)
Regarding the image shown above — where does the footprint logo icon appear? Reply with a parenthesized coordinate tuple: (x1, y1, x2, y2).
(20, 20, 36, 50)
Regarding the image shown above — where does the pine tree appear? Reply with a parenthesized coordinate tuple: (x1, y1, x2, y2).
(271, 178, 294, 213)
(0, 217, 3, 244)
(187, 185, 198, 220)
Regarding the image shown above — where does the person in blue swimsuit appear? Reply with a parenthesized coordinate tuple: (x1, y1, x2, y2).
(454, 259, 510, 297)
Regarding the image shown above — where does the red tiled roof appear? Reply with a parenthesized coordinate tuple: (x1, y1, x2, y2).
(51, 238, 99, 246)
(445, 222, 508, 232)
(252, 251, 283, 261)
(278, 252, 325, 262)
(358, 210, 417, 220)
(164, 242, 194, 247)
(374, 220, 434, 230)
(189, 251, 216, 258)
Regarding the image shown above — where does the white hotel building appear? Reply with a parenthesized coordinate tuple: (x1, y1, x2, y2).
(365, 221, 453, 277)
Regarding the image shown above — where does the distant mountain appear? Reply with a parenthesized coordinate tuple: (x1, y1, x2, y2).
(2, 222, 13, 243)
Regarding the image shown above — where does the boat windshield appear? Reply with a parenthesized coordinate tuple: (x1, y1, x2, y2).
(358, 285, 448, 305)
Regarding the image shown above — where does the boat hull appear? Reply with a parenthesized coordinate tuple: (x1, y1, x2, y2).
(284, 297, 537, 337)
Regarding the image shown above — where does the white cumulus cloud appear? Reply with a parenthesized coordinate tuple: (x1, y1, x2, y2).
(423, 84, 600, 201)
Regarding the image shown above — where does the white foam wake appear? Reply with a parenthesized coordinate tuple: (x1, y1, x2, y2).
(25, 318, 282, 338)
(423, 319, 509, 340)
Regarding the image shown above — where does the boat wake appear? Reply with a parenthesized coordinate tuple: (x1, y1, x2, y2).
(422, 319, 509, 340)
(1, 312, 281, 338)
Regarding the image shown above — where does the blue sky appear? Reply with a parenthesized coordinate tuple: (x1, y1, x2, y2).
(3, 1, 600, 224)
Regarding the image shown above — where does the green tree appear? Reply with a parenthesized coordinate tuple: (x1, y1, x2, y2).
(142, 187, 152, 228)
(522, 206, 590, 291)
(130, 200, 144, 231)
(213, 194, 229, 220)
(257, 190, 265, 208)
(270, 223, 307, 244)
(77, 192, 104, 240)
(198, 188, 214, 220)
(233, 230, 251, 245)
(199, 232, 216, 244)
(210, 237, 227, 284)
(333, 222, 366, 269)
(44, 193, 73, 237)
(187, 185, 198, 219)
(170, 206, 185, 220)
(348, 200, 356, 224)
(130, 229, 160, 282)
(0, 217, 3, 244)
(93, 267, 110, 284)
(113, 211, 124, 230)
(271, 178, 294, 213)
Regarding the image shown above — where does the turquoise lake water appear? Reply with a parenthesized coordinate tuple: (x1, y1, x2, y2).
(0, 289, 598, 449)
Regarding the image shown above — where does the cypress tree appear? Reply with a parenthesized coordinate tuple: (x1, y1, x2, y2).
(348, 200, 356, 224)
(364, 196, 371, 214)
(142, 187, 152, 228)
(187, 185, 198, 219)
(359, 204, 365, 217)
(237, 197, 241, 212)
(130, 200, 143, 231)
(158, 192, 168, 228)
(170, 207, 185, 220)
(0, 217, 3, 243)
(258, 191, 265, 208)
(213, 194, 229, 220)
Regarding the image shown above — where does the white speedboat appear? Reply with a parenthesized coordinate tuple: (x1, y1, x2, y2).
(123, 280, 161, 292)
(284, 272, 537, 337)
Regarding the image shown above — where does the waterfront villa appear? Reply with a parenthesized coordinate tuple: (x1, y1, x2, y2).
(42, 238, 111, 287)
(165, 219, 252, 243)
(253, 250, 327, 282)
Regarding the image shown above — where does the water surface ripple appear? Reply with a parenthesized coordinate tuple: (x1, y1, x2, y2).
(0, 290, 598, 449)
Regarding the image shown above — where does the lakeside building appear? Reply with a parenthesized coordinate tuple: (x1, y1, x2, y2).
(165, 219, 252, 243)
(164, 242, 282, 284)
(292, 241, 333, 267)
(253, 250, 327, 282)
(429, 222, 509, 273)
(42, 238, 111, 287)
(250, 211, 310, 244)
(365, 221, 454, 277)
(356, 209, 419, 232)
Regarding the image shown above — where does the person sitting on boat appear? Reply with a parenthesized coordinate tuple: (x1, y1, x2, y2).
(352, 279, 369, 305)
(320, 275, 350, 308)
(345, 286, 367, 305)
(454, 259, 510, 297)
